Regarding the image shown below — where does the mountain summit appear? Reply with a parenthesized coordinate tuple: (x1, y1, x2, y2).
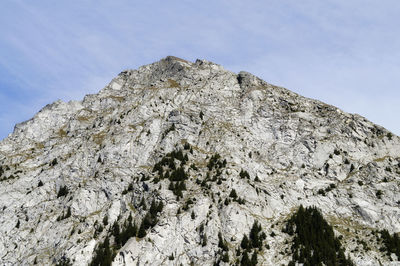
(1, 56, 399, 265)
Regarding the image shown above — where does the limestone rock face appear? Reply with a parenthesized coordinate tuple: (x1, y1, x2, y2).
(0, 56, 399, 265)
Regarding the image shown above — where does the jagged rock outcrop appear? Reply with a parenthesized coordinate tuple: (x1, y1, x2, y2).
(0, 56, 399, 265)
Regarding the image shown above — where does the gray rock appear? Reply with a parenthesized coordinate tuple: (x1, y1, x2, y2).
(0, 56, 399, 265)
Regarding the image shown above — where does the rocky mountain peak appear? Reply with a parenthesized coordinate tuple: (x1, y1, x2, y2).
(0, 57, 399, 265)
(110, 56, 228, 92)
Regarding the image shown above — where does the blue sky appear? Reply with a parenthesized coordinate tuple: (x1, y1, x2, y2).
(1, 0, 399, 140)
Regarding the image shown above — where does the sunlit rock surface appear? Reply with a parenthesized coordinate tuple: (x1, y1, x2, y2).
(0, 56, 399, 265)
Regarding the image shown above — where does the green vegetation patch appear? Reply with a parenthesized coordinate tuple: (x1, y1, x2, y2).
(378, 229, 400, 260)
(284, 205, 354, 266)
(236, 220, 266, 266)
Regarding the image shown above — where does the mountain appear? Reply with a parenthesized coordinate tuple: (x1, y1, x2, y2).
(0, 56, 399, 265)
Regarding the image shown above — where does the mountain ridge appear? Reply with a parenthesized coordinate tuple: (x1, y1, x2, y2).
(0, 56, 399, 265)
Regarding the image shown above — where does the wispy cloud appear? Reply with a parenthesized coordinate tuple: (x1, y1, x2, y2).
(0, 0, 399, 139)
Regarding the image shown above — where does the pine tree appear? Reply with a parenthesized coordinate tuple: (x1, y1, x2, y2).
(229, 189, 237, 199)
(137, 220, 147, 238)
(149, 199, 158, 216)
(286, 205, 354, 266)
(157, 201, 164, 213)
(221, 252, 229, 262)
(139, 197, 147, 210)
(241, 234, 249, 250)
(57, 185, 69, 198)
(202, 234, 208, 247)
(103, 215, 108, 226)
(250, 251, 258, 265)
(218, 232, 228, 251)
(241, 251, 250, 266)
(249, 221, 262, 248)
(112, 221, 121, 247)
(89, 236, 113, 266)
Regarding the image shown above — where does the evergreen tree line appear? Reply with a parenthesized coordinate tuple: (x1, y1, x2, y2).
(379, 229, 400, 259)
(168, 179, 186, 199)
(137, 199, 164, 238)
(152, 148, 189, 177)
(207, 153, 226, 171)
(214, 232, 230, 264)
(168, 166, 189, 199)
(284, 205, 354, 266)
(229, 189, 245, 205)
(237, 220, 266, 266)
(89, 236, 114, 266)
(239, 169, 250, 179)
(151, 147, 190, 199)
(197, 153, 227, 192)
(239, 250, 258, 266)
(90, 199, 164, 265)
